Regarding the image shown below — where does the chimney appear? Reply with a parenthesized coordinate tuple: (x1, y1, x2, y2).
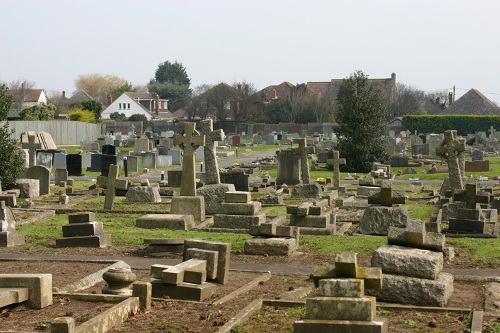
(62, 91, 66, 99)
(107, 95, 113, 106)
(448, 92, 453, 106)
(156, 94, 160, 117)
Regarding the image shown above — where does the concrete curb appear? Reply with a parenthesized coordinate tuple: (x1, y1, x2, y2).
(213, 271, 271, 306)
(215, 298, 263, 333)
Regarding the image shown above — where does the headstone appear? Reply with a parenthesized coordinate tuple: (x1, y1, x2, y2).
(168, 150, 182, 165)
(127, 155, 139, 173)
(89, 154, 102, 172)
(25, 166, 50, 195)
(331, 151, 346, 189)
(265, 134, 276, 145)
(104, 164, 119, 210)
(36, 152, 53, 170)
(291, 138, 315, 185)
(199, 119, 224, 185)
(253, 135, 263, 144)
(231, 135, 241, 146)
(220, 170, 249, 191)
(435, 130, 466, 192)
(276, 149, 300, 186)
(22, 135, 41, 168)
(142, 152, 157, 169)
(102, 144, 116, 156)
(55, 212, 111, 248)
(471, 150, 484, 161)
(54, 169, 68, 186)
(66, 154, 83, 176)
(158, 155, 173, 167)
(134, 138, 150, 153)
(101, 154, 117, 177)
(53, 153, 67, 169)
(158, 146, 169, 155)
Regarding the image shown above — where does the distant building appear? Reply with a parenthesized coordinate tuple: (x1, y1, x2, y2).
(5, 88, 47, 109)
(101, 92, 172, 120)
(444, 88, 500, 115)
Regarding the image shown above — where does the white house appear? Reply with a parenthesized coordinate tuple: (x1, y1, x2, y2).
(101, 92, 172, 120)
(6, 88, 47, 109)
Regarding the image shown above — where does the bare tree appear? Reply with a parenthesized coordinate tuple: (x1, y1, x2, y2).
(75, 73, 129, 105)
(287, 83, 307, 123)
(231, 80, 257, 133)
(7, 79, 36, 108)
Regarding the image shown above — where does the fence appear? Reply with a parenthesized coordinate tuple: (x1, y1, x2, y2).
(7, 121, 102, 145)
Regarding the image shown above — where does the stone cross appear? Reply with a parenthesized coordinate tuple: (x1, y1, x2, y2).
(199, 119, 224, 185)
(367, 183, 406, 206)
(103, 164, 119, 210)
(435, 130, 466, 192)
(489, 126, 496, 139)
(173, 123, 205, 196)
(331, 151, 346, 188)
(23, 135, 41, 168)
(453, 182, 490, 209)
(292, 138, 315, 185)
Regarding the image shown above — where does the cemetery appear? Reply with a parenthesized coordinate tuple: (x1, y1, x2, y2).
(2, 124, 500, 333)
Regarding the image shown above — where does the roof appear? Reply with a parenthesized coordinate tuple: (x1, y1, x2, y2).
(172, 109, 188, 118)
(307, 73, 397, 100)
(66, 90, 94, 105)
(256, 81, 294, 100)
(445, 89, 500, 115)
(5, 89, 45, 108)
(125, 92, 155, 99)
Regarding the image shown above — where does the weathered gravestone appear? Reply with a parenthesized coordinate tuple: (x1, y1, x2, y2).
(142, 152, 157, 169)
(276, 149, 300, 186)
(292, 138, 315, 185)
(435, 130, 466, 192)
(0, 201, 25, 247)
(331, 151, 346, 189)
(25, 165, 50, 195)
(55, 212, 111, 248)
(170, 123, 206, 222)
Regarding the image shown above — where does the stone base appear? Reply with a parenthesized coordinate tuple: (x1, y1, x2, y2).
(298, 226, 336, 236)
(213, 212, 266, 229)
(289, 215, 330, 228)
(367, 272, 453, 307)
(0, 274, 52, 309)
(170, 196, 205, 222)
(244, 237, 297, 256)
(291, 183, 323, 199)
(62, 222, 104, 237)
(135, 214, 195, 230)
(149, 279, 216, 301)
(294, 318, 388, 333)
(0, 232, 25, 247)
(197, 183, 236, 215)
(55, 234, 112, 248)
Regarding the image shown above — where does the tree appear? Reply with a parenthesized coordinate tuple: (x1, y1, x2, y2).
(0, 87, 25, 189)
(109, 112, 127, 121)
(128, 114, 149, 130)
(231, 80, 257, 133)
(75, 74, 129, 105)
(76, 100, 103, 122)
(6, 79, 36, 108)
(111, 82, 134, 100)
(287, 83, 308, 123)
(154, 61, 190, 86)
(335, 70, 389, 172)
(265, 99, 290, 124)
(148, 60, 192, 111)
(203, 83, 238, 124)
(68, 109, 96, 123)
(20, 104, 55, 120)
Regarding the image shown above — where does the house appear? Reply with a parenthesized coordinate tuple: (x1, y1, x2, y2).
(192, 83, 239, 121)
(6, 88, 47, 109)
(101, 92, 172, 120)
(307, 73, 397, 100)
(444, 88, 500, 115)
(256, 81, 295, 101)
(65, 90, 95, 107)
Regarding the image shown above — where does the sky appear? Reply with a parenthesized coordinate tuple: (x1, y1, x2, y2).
(1, 0, 500, 104)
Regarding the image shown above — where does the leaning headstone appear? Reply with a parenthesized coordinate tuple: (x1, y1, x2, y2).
(55, 212, 112, 248)
(126, 186, 161, 203)
(25, 166, 50, 195)
(199, 119, 224, 185)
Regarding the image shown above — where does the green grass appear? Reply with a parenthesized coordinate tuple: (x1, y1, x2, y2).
(446, 238, 500, 267)
(403, 203, 436, 221)
(300, 235, 386, 256)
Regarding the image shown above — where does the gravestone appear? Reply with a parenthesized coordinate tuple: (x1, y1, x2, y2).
(66, 154, 83, 176)
(472, 150, 484, 161)
(36, 152, 53, 170)
(253, 135, 263, 144)
(199, 119, 224, 185)
(168, 150, 182, 165)
(134, 138, 150, 153)
(54, 169, 68, 186)
(331, 151, 346, 189)
(102, 144, 116, 156)
(276, 149, 300, 186)
(170, 123, 206, 222)
(435, 130, 466, 192)
(219, 170, 249, 191)
(127, 155, 139, 173)
(25, 166, 50, 195)
(53, 153, 67, 169)
(231, 135, 240, 146)
(142, 152, 157, 169)
(23, 135, 41, 168)
(101, 154, 117, 177)
(0, 201, 25, 247)
(157, 155, 172, 167)
(158, 146, 169, 155)
(55, 212, 111, 248)
(292, 138, 315, 185)
(265, 134, 276, 145)
(89, 154, 102, 172)
(103, 164, 120, 210)
(411, 144, 429, 155)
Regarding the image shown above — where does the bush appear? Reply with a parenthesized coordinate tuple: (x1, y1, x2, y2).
(402, 115, 500, 135)
(69, 109, 96, 123)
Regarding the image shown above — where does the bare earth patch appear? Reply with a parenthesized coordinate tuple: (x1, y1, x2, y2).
(0, 260, 486, 333)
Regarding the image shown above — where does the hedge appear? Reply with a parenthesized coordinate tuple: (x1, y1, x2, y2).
(402, 115, 500, 135)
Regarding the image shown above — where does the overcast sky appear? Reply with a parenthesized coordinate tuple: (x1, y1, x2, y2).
(1, 0, 499, 104)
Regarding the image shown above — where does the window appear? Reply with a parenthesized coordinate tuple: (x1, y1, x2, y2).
(127, 103, 130, 110)
(118, 103, 122, 110)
